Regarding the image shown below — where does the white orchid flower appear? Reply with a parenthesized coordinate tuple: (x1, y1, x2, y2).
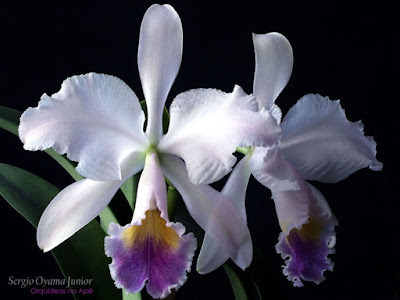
(198, 32, 383, 287)
(18, 5, 281, 298)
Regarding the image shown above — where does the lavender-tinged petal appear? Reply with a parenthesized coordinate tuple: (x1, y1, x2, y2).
(249, 146, 299, 193)
(138, 4, 183, 143)
(252, 33, 293, 111)
(280, 94, 383, 183)
(197, 157, 252, 274)
(19, 73, 147, 181)
(159, 86, 281, 185)
(160, 154, 252, 271)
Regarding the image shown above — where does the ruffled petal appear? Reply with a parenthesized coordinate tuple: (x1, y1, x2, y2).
(269, 104, 283, 124)
(105, 154, 196, 298)
(38, 179, 123, 252)
(197, 157, 252, 274)
(19, 73, 148, 181)
(273, 165, 337, 287)
(105, 212, 196, 299)
(158, 85, 281, 184)
(138, 4, 183, 143)
(280, 94, 383, 183)
(160, 154, 252, 270)
(252, 33, 293, 110)
(249, 146, 299, 193)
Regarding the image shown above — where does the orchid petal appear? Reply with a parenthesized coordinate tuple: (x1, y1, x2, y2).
(269, 103, 283, 125)
(253, 33, 293, 110)
(131, 153, 169, 224)
(138, 4, 183, 143)
(280, 94, 383, 183)
(106, 153, 196, 298)
(160, 154, 252, 270)
(272, 165, 337, 287)
(272, 168, 312, 236)
(19, 73, 147, 181)
(38, 179, 122, 252)
(159, 85, 281, 184)
(37, 154, 145, 252)
(197, 157, 252, 274)
(249, 146, 299, 193)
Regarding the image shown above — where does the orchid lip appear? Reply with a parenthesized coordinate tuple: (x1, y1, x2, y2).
(105, 210, 197, 298)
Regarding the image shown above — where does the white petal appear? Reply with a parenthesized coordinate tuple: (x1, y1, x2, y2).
(280, 94, 383, 183)
(158, 85, 281, 184)
(37, 155, 145, 252)
(131, 153, 169, 224)
(19, 73, 148, 181)
(249, 146, 299, 193)
(37, 179, 122, 252)
(221, 157, 251, 221)
(272, 164, 311, 232)
(197, 157, 252, 274)
(270, 103, 283, 125)
(272, 162, 338, 233)
(253, 33, 293, 110)
(138, 4, 183, 143)
(160, 154, 252, 270)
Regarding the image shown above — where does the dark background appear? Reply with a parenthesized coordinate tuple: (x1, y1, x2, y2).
(1, 1, 398, 299)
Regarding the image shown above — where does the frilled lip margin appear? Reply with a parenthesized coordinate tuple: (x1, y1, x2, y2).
(105, 210, 197, 299)
(276, 211, 337, 287)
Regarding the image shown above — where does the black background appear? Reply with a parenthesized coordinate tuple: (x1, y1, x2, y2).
(1, 1, 398, 299)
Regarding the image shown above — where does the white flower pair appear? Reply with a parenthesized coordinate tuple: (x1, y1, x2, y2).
(19, 4, 381, 298)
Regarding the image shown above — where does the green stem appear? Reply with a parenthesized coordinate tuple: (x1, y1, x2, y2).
(167, 185, 178, 220)
(122, 290, 142, 300)
(99, 206, 119, 233)
(236, 147, 252, 156)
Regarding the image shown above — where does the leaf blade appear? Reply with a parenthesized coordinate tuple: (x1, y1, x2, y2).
(0, 163, 120, 300)
(223, 263, 249, 300)
(0, 105, 20, 135)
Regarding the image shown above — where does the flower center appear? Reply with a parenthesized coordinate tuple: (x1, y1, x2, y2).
(287, 218, 323, 244)
(122, 210, 180, 250)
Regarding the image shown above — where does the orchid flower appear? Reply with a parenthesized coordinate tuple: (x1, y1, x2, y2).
(18, 5, 281, 298)
(198, 32, 383, 287)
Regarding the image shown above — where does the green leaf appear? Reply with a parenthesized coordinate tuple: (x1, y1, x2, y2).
(0, 163, 120, 300)
(247, 248, 283, 300)
(223, 262, 252, 300)
(223, 248, 283, 300)
(120, 175, 139, 210)
(99, 206, 118, 233)
(45, 149, 84, 181)
(223, 264, 248, 300)
(0, 105, 20, 135)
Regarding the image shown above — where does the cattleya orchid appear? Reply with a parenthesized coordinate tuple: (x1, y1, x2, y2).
(198, 32, 383, 287)
(18, 5, 281, 298)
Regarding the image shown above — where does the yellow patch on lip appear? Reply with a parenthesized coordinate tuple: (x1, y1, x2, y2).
(288, 218, 323, 242)
(122, 210, 180, 250)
